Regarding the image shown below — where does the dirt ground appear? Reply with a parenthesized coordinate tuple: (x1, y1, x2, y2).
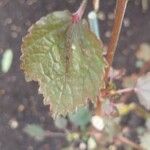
(0, 0, 150, 150)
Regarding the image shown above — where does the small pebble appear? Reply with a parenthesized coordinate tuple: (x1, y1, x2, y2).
(79, 142, 87, 150)
(105, 30, 111, 38)
(4, 18, 12, 26)
(18, 104, 25, 112)
(11, 32, 18, 38)
(91, 116, 105, 131)
(108, 12, 115, 20)
(109, 145, 117, 150)
(10, 25, 18, 31)
(0, 89, 5, 95)
(9, 119, 19, 129)
(135, 60, 144, 68)
(87, 137, 97, 149)
(98, 11, 106, 21)
(25, 20, 32, 27)
(123, 18, 130, 27)
(10, 25, 21, 32)
(26, 0, 37, 5)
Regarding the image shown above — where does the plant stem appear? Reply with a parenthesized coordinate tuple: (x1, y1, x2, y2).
(93, 0, 100, 12)
(111, 87, 135, 95)
(45, 130, 66, 137)
(104, 0, 128, 86)
(88, 11, 100, 38)
(72, 0, 88, 23)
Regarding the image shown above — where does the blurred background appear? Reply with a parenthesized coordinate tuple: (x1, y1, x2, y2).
(0, 0, 150, 149)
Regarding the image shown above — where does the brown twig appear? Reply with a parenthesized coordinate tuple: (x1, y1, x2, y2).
(117, 135, 144, 150)
(104, 0, 128, 86)
(45, 130, 66, 138)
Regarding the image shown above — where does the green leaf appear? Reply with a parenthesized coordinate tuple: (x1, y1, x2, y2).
(136, 73, 150, 110)
(54, 116, 67, 129)
(23, 124, 46, 141)
(21, 10, 106, 116)
(69, 106, 91, 129)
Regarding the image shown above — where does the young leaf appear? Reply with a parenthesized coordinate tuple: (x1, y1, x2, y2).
(21, 10, 106, 115)
(135, 73, 150, 110)
(69, 107, 91, 129)
(54, 116, 67, 129)
(23, 124, 46, 141)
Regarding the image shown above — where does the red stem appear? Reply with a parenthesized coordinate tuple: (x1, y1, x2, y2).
(104, 0, 128, 86)
(72, 0, 87, 23)
(117, 135, 144, 150)
(111, 87, 135, 95)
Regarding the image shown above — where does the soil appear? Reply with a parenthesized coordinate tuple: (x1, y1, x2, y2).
(0, 0, 150, 150)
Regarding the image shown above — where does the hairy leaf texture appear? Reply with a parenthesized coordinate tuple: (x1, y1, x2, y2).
(21, 10, 107, 116)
